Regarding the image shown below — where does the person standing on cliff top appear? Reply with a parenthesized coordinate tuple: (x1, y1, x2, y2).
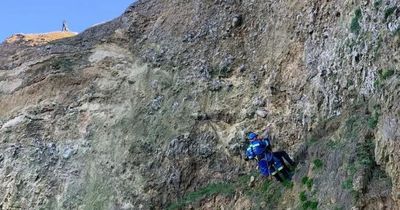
(62, 20, 69, 32)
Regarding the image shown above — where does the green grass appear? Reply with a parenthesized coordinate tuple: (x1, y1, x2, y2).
(379, 69, 395, 80)
(344, 115, 363, 141)
(342, 178, 353, 190)
(83, 176, 112, 210)
(350, 8, 362, 34)
(306, 178, 313, 190)
(374, 79, 382, 89)
(313, 159, 324, 170)
(356, 138, 375, 168)
(300, 191, 307, 202)
(302, 176, 310, 185)
(283, 180, 294, 189)
(310, 201, 319, 209)
(169, 170, 297, 209)
(301, 200, 319, 210)
(299, 178, 318, 209)
(375, 69, 395, 89)
(302, 176, 314, 191)
(347, 164, 357, 176)
(384, 6, 397, 22)
(167, 182, 235, 210)
(374, 0, 382, 10)
(261, 179, 272, 192)
(327, 138, 345, 149)
(51, 58, 74, 71)
(351, 189, 361, 201)
(367, 111, 379, 129)
(307, 137, 318, 145)
(245, 179, 283, 209)
(368, 105, 380, 129)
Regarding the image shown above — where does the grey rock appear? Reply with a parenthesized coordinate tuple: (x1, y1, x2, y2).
(232, 15, 243, 28)
(62, 147, 74, 159)
(150, 95, 164, 111)
(255, 109, 268, 118)
(252, 96, 266, 107)
(237, 64, 246, 73)
(209, 79, 222, 91)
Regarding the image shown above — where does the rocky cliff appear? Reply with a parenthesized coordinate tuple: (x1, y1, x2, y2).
(0, 0, 399, 209)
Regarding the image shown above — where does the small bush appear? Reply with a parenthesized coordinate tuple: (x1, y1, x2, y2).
(351, 189, 361, 201)
(380, 69, 395, 80)
(51, 58, 73, 70)
(167, 182, 235, 210)
(342, 178, 353, 190)
(306, 179, 313, 190)
(347, 164, 357, 176)
(375, 69, 395, 90)
(302, 176, 310, 185)
(374, 0, 382, 9)
(302, 200, 311, 210)
(301, 176, 313, 190)
(307, 137, 318, 145)
(350, 8, 362, 34)
(300, 191, 307, 202)
(283, 180, 294, 189)
(261, 180, 272, 192)
(313, 159, 324, 170)
(367, 111, 379, 129)
(356, 139, 375, 168)
(310, 200, 319, 209)
(374, 79, 382, 89)
(384, 6, 397, 22)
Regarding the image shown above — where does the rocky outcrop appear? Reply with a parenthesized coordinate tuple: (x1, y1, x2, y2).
(0, 0, 399, 209)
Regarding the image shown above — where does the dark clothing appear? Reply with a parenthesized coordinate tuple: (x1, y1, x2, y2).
(245, 137, 283, 177)
(273, 151, 295, 168)
(244, 132, 294, 182)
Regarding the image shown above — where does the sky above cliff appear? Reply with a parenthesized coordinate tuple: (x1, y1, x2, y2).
(0, 0, 135, 41)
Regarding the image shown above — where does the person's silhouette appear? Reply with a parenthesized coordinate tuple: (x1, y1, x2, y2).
(62, 20, 69, 32)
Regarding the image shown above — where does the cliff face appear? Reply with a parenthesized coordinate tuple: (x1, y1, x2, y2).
(0, 0, 399, 209)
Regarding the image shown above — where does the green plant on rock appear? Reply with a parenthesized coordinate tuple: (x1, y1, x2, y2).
(299, 178, 318, 209)
(302, 176, 314, 191)
(313, 159, 324, 170)
(379, 69, 395, 80)
(261, 179, 272, 193)
(374, 0, 382, 10)
(309, 201, 319, 209)
(368, 105, 381, 129)
(327, 138, 345, 149)
(283, 180, 294, 189)
(306, 178, 313, 190)
(351, 189, 361, 201)
(302, 176, 310, 185)
(300, 191, 307, 202)
(367, 111, 379, 129)
(384, 6, 397, 22)
(356, 138, 375, 168)
(51, 58, 73, 71)
(244, 178, 283, 209)
(301, 199, 319, 210)
(307, 137, 318, 145)
(342, 178, 353, 190)
(374, 78, 382, 89)
(374, 68, 395, 89)
(167, 182, 235, 210)
(350, 8, 362, 34)
(347, 164, 357, 176)
(344, 114, 363, 141)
